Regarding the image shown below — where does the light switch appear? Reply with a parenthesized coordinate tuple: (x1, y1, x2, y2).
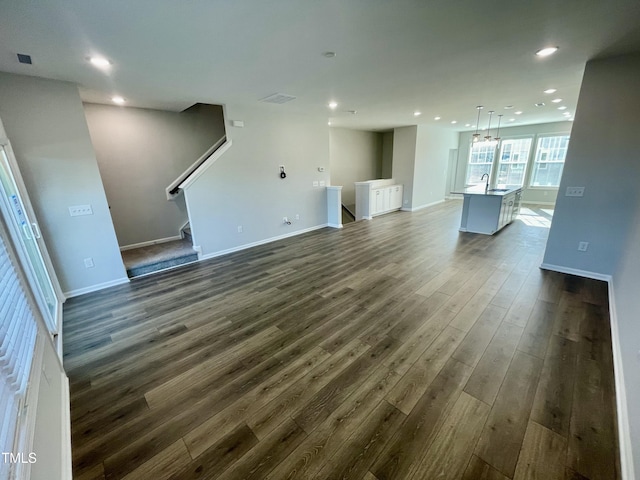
(565, 187, 585, 197)
(69, 205, 93, 216)
(312, 181, 319, 187)
(319, 180, 326, 187)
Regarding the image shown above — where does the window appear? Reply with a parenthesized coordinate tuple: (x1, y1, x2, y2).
(496, 138, 532, 187)
(465, 141, 496, 185)
(0, 234, 38, 480)
(530, 135, 570, 187)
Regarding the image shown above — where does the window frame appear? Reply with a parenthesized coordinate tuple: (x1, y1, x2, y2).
(493, 136, 534, 188)
(527, 133, 571, 189)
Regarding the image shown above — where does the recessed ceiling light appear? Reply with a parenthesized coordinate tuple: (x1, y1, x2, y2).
(504, 105, 514, 110)
(89, 56, 111, 68)
(451, 120, 457, 124)
(465, 123, 471, 127)
(535, 102, 545, 107)
(567, 118, 574, 121)
(509, 118, 516, 121)
(514, 111, 523, 115)
(323, 51, 336, 58)
(111, 96, 125, 104)
(543, 88, 557, 94)
(328, 121, 332, 125)
(328, 101, 338, 109)
(551, 98, 563, 103)
(414, 111, 422, 117)
(434, 116, 441, 120)
(558, 106, 567, 110)
(563, 111, 572, 115)
(536, 47, 558, 57)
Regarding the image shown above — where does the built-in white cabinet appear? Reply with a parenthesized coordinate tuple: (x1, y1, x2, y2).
(355, 179, 404, 220)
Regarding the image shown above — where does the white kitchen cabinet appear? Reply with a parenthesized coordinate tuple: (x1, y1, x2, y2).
(355, 180, 403, 220)
(456, 187, 522, 235)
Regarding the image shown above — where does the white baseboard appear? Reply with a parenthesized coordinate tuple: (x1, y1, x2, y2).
(541, 262, 634, 479)
(328, 223, 343, 229)
(119, 235, 182, 251)
(401, 199, 445, 212)
(62, 374, 72, 479)
(521, 200, 556, 206)
(539, 263, 613, 282)
(607, 282, 635, 480)
(63, 276, 130, 298)
(199, 224, 329, 261)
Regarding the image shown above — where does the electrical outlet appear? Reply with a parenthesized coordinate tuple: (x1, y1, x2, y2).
(237, 225, 243, 233)
(84, 257, 94, 268)
(578, 241, 589, 252)
(566, 186, 585, 197)
(69, 204, 93, 216)
(319, 180, 326, 187)
(283, 217, 289, 224)
(312, 181, 319, 187)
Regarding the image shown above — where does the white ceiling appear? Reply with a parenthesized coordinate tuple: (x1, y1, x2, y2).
(1, 0, 640, 132)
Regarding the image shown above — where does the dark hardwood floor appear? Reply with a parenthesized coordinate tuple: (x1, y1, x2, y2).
(63, 201, 619, 480)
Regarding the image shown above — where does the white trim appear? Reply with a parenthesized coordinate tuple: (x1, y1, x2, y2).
(607, 282, 635, 480)
(401, 199, 445, 212)
(521, 200, 556, 206)
(119, 235, 182, 251)
(328, 223, 343, 229)
(63, 277, 129, 298)
(199, 224, 328, 261)
(61, 375, 72, 479)
(539, 263, 612, 282)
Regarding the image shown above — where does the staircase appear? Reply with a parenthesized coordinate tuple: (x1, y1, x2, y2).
(121, 238, 198, 278)
(342, 204, 356, 225)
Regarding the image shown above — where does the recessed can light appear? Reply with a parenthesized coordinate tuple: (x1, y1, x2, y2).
(434, 116, 441, 120)
(451, 120, 457, 124)
(323, 51, 336, 58)
(509, 118, 516, 121)
(558, 106, 567, 110)
(465, 123, 471, 127)
(111, 96, 125, 104)
(543, 88, 557, 94)
(504, 105, 514, 110)
(414, 111, 422, 116)
(551, 98, 563, 103)
(536, 47, 558, 57)
(89, 56, 111, 68)
(535, 102, 545, 107)
(515, 111, 523, 115)
(328, 101, 338, 109)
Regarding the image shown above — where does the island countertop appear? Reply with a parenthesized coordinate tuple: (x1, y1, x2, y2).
(451, 185, 522, 196)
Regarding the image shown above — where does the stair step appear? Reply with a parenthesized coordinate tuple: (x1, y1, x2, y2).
(182, 226, 192, 241)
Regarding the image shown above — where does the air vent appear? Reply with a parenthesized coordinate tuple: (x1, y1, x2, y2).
(17, 53, 32, 65)
(260, 93, 297, 104)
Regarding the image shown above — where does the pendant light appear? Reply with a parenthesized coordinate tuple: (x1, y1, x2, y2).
(472, 106, 483, 143)
(494, 114, 503, 144)
(484, 110, 494, 142)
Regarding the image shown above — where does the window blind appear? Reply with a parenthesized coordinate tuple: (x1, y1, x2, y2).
(0, 234, 37, 480)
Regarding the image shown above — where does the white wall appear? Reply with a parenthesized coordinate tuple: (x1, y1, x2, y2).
(454, 122, 572, 204)
(413, 126, 458, 209)
(543, 53, 640, 478)
(83, 103, 225, 247)
(0, 73, 127, 296)
(184, 105, 330, 257)
(329, 128, 382, 206)
(392, 125, 458, 210)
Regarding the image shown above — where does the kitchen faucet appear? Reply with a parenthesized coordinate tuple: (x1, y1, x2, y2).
(481, 173, 490, 191)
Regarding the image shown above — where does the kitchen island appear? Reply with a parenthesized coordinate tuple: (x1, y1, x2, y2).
(452, 186, 522, 235)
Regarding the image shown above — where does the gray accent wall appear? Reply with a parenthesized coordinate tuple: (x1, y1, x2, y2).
(184, 105, 330, 257)
(381, 132, 394, 179)
(543, 53, 640, 476)
(83, 103, 225, 247)
(0, 73, 126, 295)
(329, 128, 382, 206)
(454, 122, 572, 204)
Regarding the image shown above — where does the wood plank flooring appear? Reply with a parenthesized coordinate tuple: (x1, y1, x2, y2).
(63, 201, 620, 480)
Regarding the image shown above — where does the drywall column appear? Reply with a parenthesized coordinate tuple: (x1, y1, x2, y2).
(0, 73, 127, 296)
(392, 125, 457, 211)
(326, 186, 342, 228)
(542, 53, 640, 478)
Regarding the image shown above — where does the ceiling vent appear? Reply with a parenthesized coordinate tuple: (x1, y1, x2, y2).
(260, 93, 297, 104)
(17, 53, 32, 65)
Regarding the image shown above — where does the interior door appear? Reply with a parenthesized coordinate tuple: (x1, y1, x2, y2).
(0, 144, 62, 337)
